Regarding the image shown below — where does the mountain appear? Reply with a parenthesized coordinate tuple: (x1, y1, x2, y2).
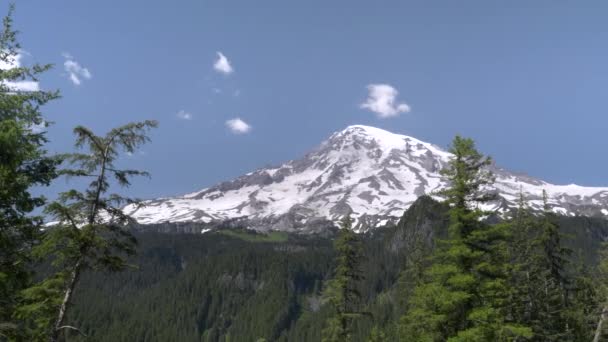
(125, 125, 608, 232)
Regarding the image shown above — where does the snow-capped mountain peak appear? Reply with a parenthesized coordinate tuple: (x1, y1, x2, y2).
(126, 125, 608, 232)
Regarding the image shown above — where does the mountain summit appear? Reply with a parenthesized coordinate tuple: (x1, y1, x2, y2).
(126, 125, 608, 232)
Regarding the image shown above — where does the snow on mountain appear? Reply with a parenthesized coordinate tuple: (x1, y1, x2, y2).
(125, 125, 608, 232)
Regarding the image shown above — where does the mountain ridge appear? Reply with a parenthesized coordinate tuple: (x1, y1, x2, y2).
(125, 125, 608, 232)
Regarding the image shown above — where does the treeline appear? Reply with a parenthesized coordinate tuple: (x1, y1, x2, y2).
(40, 195, 608, 342)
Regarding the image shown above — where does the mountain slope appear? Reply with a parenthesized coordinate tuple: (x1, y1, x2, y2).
(126, 125, 608, 231)
(59, 197, 608, 342)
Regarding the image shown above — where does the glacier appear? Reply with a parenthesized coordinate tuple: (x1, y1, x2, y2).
(125, 125, 608, 232)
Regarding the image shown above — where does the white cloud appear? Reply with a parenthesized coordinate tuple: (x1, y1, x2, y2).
(225, 118, 251, 134)
(3, 80, 39, 91)
(213, 52, 233, 75)
(0, 52, 20, 70)
(63, 53, 92, 86)
(176, 110, 192, 120)
(360, 84, 411, 118)
(0, 52, 40, 91)
(29, 121, 46, 133)
(126, 150, 146, 158)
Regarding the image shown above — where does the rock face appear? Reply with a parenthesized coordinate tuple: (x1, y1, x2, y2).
(125, 125, 608, 232)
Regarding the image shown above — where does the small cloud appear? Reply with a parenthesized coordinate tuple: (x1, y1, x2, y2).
(29, 121, 47, 133)
(212, 87, 222, 94)
(63, 53, 92, 86)
(126, 150, 146, 158)
(213, 52, 233, 75)
(0, 52, 40, 91)
(225, 118, 251, 134)
(233, 89, 241, 97)
(3, 80, 39, 91)
(360, 84, 411, 118)
(176, 110, 193, 120)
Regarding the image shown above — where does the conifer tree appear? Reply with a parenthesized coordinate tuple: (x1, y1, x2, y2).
(593, 242, 608, 342)
(395, 220, 431, 324)
(526, 191, 574, 340)
(0, 5, 60, 338)
(567, 258, 599, 341)
(399, 136, 532, 341)
(506, 191, 599, 341)
(322, 215, 365, 342)
(506, 191, 539, 329)
(17, 121, 157, 341)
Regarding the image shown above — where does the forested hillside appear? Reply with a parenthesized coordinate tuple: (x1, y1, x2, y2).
(56, 196, 608, 341)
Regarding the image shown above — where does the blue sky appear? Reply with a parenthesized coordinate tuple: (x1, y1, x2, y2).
(10, 0, 608, 199)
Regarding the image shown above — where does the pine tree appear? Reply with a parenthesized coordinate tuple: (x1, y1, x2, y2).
(399, 136, 532, 341)
(322, 215, 366, 342)
(0, 5, 60, 339)
(16, 121, 157, 341)
(593, 241, 608, 342)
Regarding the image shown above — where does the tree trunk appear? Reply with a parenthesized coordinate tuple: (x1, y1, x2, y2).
(593, 305, 608, 342)
(50, 259, 82, 342)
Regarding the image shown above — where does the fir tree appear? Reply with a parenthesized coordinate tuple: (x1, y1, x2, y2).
(0, 5, 60, 339)
(17, 121, 157, 341)
(322, 215, 366, 342)
(399, 136, 532, 341)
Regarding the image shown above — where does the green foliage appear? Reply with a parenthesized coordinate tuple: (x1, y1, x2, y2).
(322, 215, 366, 342)
(399, 137, 600, 341)
(593, 242, 608, 341)
(16, 197, 608, 342)
(19, 121, 157, 341)
(524, 192, 576, 340)
(62, 232, 336, 341)
(400, 136, 532, 341)
(0, 4, 60, 339)
(506, 191, 595, 341)
(367, 325, 387, 342)
(218, 229, 288, 243)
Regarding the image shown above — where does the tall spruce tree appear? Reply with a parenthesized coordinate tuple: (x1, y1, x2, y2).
(322, 215, 366, 342)
(16, 121, 157, 341)
(399, 136, 532, 341)
(0, 5, 60, 338)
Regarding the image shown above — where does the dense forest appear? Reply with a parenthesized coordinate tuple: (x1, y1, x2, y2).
(1, 5, 608, 342)
(50, 197, 608, 341)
